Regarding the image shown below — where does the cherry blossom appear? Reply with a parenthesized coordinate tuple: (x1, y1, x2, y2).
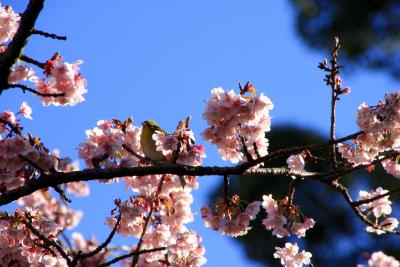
(262, 194, 315, 238)
(202, 86, 273, 163)
(382, 159, 400, 178)
(36, 53, 87, 106)
(274, 243, 312, 267)
(0, 5, 20, 43)
(0, 209, 68, 267)
(366, 217, 399, 235)
(358, 187, 392, 218)
(201, 196, 261, 237)
(8, 64, 37, 84)
(18, 101, 33, 120)
(286, 154, 305, 171)
(358, 251, 400, 267)
(168, 231, 207, 267)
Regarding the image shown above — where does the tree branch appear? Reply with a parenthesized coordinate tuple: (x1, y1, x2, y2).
(8, 83, 65, 97)
(31, 29, 67, 40)
(98, 247, 167, 267)
(0, 0, 44, 94)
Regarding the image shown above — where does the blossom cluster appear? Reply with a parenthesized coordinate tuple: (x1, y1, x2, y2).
(274, 243, 312, 267)
(0, 4, 20, 47)
(200, 196, 261, 237)
(153, 121, 206, 166)
(0, 104, 78, 191)
(202, 86, 273, 163)
(339, 92, 400, 166)
(357, 251, 400, 267)
(78, 118, 207, 266)
(0, 209, 68, 267)
(262, 195, 315, 238)
(2, 5, 87, 108)
(358, 187, 399, 234)
(78, 119, 141, 171)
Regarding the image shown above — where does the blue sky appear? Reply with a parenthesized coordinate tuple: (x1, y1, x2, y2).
(2, 1, 398, 266)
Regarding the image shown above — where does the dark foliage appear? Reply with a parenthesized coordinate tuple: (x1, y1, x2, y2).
(210, 126, 400, 266)
(289, 0, 400, 78)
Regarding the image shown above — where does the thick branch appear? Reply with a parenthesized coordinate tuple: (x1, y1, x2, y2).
(0, 131, 366, 206)
(0, 0, 44, 93)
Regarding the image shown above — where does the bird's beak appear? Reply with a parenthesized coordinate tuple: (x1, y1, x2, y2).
(141, 122, 144, 126)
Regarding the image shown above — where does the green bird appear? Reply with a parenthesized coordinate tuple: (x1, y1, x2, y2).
(140, 119, 187, 188)
(140, 120, 168, 161)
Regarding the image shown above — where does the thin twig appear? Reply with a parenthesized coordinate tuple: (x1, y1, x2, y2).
(287, 178, 299, 209)
(239, 135, 253, 162)
(31, 29, 67, 40)
(330, 181, 400, 235)
(72, 214, 122, 266)
(122, 144, 145, 161)
(328, 37, 341, 169)
(8, 83, 65, 97)
(20, 54, 45, 68)
(22, 219, 72, 264)
(0, 118, 22, 135)
(223, 174, 230, 204)
(351, 188, 400, 207)
(98, 247, 167, 267)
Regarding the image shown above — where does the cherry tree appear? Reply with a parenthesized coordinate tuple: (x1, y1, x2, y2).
(0, 1, 399, 266)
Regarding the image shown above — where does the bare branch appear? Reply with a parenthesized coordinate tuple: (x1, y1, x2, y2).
(98, 247, 167, 267)
(31, 29, 67, 40)
(20, 54, 45, 68)
(72, 214, 122, 266)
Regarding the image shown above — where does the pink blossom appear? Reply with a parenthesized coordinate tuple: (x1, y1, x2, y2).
(382, 159, 400, 178)
(262, 194, 315, 238)
(18, 101, 32, 120)
(153, 131, 179, 157)
(366, 217, 399, 235)
(200, 200, 260, 237)
(274, 243, 312, 267)
(66, 181, 90, 196)
(358, 251, 400, 267)
(202, 87, 273, 163)
(358, 187, 392, 217)
(168, 231, 207, 267)
(290, 218, 316, 238)
(286, 154, 305, 171)
(0, 110, 16, 124)
(0, 5, 20, 42)
(8, 64, 37, 84)
(36, 55, 87, 106)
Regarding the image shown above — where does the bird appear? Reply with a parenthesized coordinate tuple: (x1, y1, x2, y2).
(141, 119, 188, 188)
(140, 120, 168, 161)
